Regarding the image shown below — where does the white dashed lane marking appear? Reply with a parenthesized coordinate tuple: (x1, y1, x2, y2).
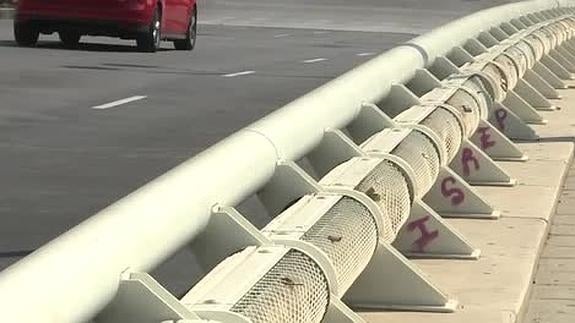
(91, 96, 147, 110)
(223, 70, 256, 78)
(274, 33, 291, 38)
(357, 52, 377, 57)
(302, 58, 328, 64)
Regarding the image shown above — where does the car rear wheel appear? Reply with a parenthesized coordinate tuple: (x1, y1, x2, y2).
(14, 22, 39, 47)
(174, 6, 197, 51)
(59, 31, 81, 49)
(137, 8, 161, 52)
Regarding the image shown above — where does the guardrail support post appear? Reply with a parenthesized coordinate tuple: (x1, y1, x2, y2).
(406, 69, 443, 97)
(541, 54, 573, 79)
(189, 206, 269, 272)
(308, 129, 365, 178)
(343, 242, 457, 313)
(533, 61, 568, 88)
(346, 103, 396, 144)
(463, 39, 489, 56)
(446, 47, 475, 67)
(514, 79, 556, 110)
(424, 166, 500, 219)
(470, 119, 528, 162)
(393, 199, 480, 259)
(502, 90, 547, 124)
(324, 297, 366, 323)
(523, 69, 561, 99)
(551, 48, 575, 72)
(378, 84, 421, 117)
(257, 161, 321, 216)
(96, 271, 201, 323)
(449, 139, 516, 187)
(428, 57, 460, 80)
(488, 102, 539, 140)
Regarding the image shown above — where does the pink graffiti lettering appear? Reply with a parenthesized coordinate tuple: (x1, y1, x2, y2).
(495, 109, 508, 132)
(478, 127, 496, 150)
(461, 148, 480, 176)
(441, 176, 465, 206)
(407, 216, 439, 253)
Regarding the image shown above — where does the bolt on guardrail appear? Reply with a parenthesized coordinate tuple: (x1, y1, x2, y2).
(1, 1, 575, 322)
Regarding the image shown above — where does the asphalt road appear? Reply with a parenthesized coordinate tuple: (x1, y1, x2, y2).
(0, 0, 517, 297)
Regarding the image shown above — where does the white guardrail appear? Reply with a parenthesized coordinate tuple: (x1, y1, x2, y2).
(1, 0, 575, 322)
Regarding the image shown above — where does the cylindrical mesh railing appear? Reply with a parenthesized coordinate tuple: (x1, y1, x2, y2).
(355, 160, 413, 236)
(389, 130, 441, 196)
(301, 197, 379, 290)
(420, 106, 465, 162)
(230, 249, 330, 323)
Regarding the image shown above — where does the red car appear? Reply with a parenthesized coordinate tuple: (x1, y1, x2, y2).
(14, 0, 197, 52)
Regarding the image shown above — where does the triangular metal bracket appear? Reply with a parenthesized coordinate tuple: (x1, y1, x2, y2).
(307, 129, 365, 179)
(189, 206, 271, 272)
(556, 46, 575, 67)
(488, 27, 509, 42)
(549, 49, 575, 73)
(488, 102, 539, 141)
(446, 46, 475, 67)
(540, 54, 572, 80)
(523, 69, 561, 99)
(470, 119, 528, 162)
(96, 271, 201, 323)
(449, 139, 516, 187)
(346, 102, 396, 145)
(532, 62, 567, 89)
(343, 241, 457, 313)
(406, 68, 443, 97)
(428, 56, 461, 81)
(393, 199, 481, 259)
(324, 297, 366, 323)
(258, 161, 322, 216)
(463, 38, 489, 56)
(424, 166, 500, 219)
(502, 90, 547, 125)
(377, 84, 421, 118)
(476, 32, 500, 48)
(514, 79, 556, 111)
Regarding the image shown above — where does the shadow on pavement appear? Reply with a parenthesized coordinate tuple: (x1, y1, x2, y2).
(0, 40, 173, 53)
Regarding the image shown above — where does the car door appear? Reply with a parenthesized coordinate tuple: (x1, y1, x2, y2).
(163, 0, 192, 36)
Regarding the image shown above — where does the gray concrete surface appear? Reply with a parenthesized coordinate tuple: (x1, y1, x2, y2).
(523, 142, 575, 321)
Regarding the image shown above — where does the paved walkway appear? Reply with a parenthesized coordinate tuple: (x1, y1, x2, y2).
(524, 156, 575, 323)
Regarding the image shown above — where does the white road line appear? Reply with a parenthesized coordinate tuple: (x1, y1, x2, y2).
(274, 33, 291, 38)
(302, 58, 328, 64)
(91, 96, 147, 110)
(357, 52, 377, 57)
(223, 70, 256, 78)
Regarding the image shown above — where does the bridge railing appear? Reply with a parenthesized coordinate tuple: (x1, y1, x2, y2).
(0, 1, 574, 322)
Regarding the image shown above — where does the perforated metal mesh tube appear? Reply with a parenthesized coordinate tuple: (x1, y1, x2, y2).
(525, 33, 546, 60)
(230, 249, 330, 323)
(514, 40, 537, 68)
(481, 62, 510, 101)
(505, 46, 529, 77)
(391, 130, 441, 196)
(446, 87, 482, 136)
(420, 107, 464, 162)
(355, 160, 412, 238)
(494, 54, 519, 89)
(302, 197, 378, 289)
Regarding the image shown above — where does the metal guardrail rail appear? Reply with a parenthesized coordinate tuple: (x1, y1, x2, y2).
(1, 0, 575, 322)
